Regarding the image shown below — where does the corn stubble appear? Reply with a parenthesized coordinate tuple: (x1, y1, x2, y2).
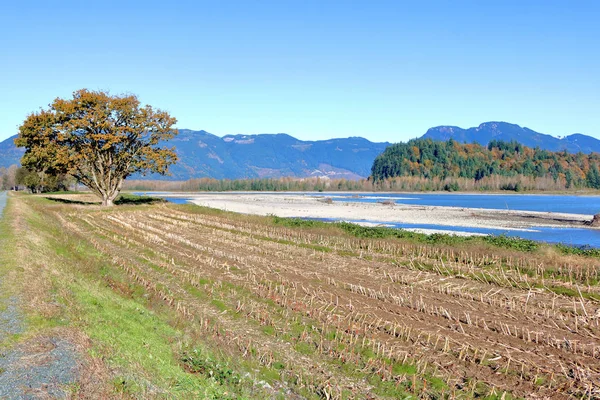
(55, 204, 600, 399)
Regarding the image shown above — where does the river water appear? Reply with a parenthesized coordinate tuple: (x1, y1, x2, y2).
(311, 192, 600, 215)
(141, 192, 600, 248)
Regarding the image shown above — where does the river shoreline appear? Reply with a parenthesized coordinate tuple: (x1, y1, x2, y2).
(178, 193, 595, 235)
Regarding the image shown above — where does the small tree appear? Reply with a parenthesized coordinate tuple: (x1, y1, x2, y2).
(16, 89, 178, 206)
(16, 168, 41, 193)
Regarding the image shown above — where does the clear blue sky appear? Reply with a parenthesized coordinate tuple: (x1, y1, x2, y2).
(1, 0, 598, 143)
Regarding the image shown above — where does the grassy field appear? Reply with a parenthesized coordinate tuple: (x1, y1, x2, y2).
(2, 192, 600, 398)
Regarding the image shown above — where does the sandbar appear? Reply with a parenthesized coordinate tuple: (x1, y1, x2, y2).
(177, 193, 595, 235)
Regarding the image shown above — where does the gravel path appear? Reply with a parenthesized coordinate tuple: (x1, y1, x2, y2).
(0, 296, 24, 342)
(0, 192, 80, 398)
(0, 191, 21, 344)
(0, 338, 79, 399)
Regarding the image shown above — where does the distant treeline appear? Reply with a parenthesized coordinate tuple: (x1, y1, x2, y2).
(123, 177, 373, 192)
(371, 139, 600, 191)
(0, 164, 72, 193)
(123, 175, 592, 193)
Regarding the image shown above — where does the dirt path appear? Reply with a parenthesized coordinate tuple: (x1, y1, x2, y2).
(0, 192, 81, 399)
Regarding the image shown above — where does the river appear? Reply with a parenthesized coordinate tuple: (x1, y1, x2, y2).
(140, 191, 600, 248)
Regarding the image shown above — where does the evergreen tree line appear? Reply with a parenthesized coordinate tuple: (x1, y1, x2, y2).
(371, 138, 600, 190)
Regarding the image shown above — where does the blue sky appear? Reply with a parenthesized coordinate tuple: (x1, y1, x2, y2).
(1, 0, 598, 143)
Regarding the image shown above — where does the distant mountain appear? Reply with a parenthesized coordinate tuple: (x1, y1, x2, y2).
(165, 130, 389, 180)
(422, 122, 600, 153)
(0, 130, 390, 180)
(2, 122, 598, 180)
(0, 136, 23, 168)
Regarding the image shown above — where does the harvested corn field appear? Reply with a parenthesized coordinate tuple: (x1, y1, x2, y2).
(10, 194, 600, 398)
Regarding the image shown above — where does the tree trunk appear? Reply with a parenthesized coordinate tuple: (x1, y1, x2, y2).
(101, 190, 120, 206)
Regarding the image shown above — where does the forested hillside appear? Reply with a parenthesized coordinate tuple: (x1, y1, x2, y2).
(372, 139, 600, 190)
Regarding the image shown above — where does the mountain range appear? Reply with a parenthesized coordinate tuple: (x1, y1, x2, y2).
(0, 130, 390, 180)
(1, 122, 599, 180)
(160, 130, 390, 180)
(423, 122, 600, 153)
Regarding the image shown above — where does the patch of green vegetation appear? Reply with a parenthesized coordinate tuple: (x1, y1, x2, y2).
(428, 376, 448, 391)
(325, 330, 337, 341)
(272, 216, 544, 253)
(534, 376, 546, 386)
(289, 321, 307, 338)
(294, 342, 314, 355)
(111, 377, 140, 396)
(272, 361, 285, 370)
(259, 366, 281, 383)
(269, 214, 600, 263)
(359, 346, 376, 360)
(367, 373, 412, 398)
(482, 234, 538, 252)
(337, 250, 359, 257)
(271, 216, 330, 229)
(533, 283, 600, 301)
(261, 325, 276, 336)
(210, 299, 228, 312)
(338, 221, 427, 241)
(556, 243, 600, 258)
(70, 280, 239, 398)
(179, 347, 242, 387)
(392, 363, 417, 375)
(183, 283, 208, 299)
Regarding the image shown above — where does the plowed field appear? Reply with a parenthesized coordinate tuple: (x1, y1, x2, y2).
(57, 203, 600, 398)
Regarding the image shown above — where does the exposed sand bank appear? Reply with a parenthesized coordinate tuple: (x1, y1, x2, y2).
(174, 193, 595, 235)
